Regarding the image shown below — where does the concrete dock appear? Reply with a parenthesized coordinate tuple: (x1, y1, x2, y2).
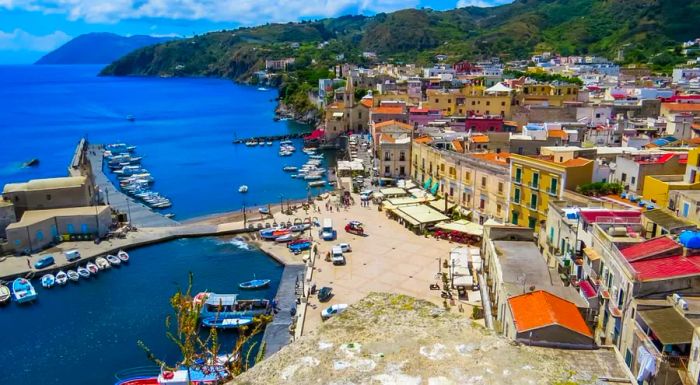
(261, 264, 305, 357)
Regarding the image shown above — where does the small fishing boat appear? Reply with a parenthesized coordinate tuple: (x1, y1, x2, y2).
(199, 293, 271, 319)
(275, 233, 294, 243)
(0, 284, 10, 304)
(280, 140, 293, 145)
(238, 185, 248, 193)
(55, 271, 68, 285)
(106, 254, 121, 266)
(283, 166, 298, 172)
(193, 292, 210, 307)
(41, 274, 55, 288)
(77, 266, 90, 279)
(95, 257, 110, 270)
(201, 317, 253, 329)
(244, 140, 258, 146)
(266, 141, 273, 146)
(289, 223, 311, 232)
(310, 154, 324, 159)
(308, 181, 326, 187)
(86, 262, 99, 275)
(12, 278, 37, 303)
(239, 279, 271, 290)
(67, 270, 80, 282)
(117, 250, 130, 263)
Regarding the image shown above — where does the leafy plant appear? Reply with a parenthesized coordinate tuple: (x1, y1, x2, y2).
(576, 182, 624, 197)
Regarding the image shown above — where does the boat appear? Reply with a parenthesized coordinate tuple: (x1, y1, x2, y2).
(244, 140, 258, 146)
(55, 271, 68, 285)
(23, 158, 40, 167)
(275, 234, 295, 243)
(304, 174, 323, 180)
(95, 257, 110, 270)
(257, 87, 268, 91)
(308, 181, 326, 187)
(201, 316, 254, 329)
(11, 278, 37, 303)
(106, 254, 121, 266)
(199, 293, 271, 320)
(288, 240, 311, 252)
(239, 279, 271, 290)
(0, 285, 10, 304)
(67, 270, 80, 282)
(266, 141, 273, 146)
(41, 274, 55, 289)
(278, 151, 293, 157)
(289, 223, 310, 232)
(117, 250, 130, 263)
(238, 185, 248, 193)
(280, 140, 293, 145)
(77, 266, 90, 279)
(283, 166, 298, 172)
(86, 262, 99, 275)
(126, 115, 135, 122)
(310, 154, 324, 159)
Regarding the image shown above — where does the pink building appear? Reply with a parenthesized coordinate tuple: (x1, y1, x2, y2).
(409, 108, 442, 127)
(465, 115, 505, 132)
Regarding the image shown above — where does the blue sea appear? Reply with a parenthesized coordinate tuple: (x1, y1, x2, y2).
(0, 65, 315, 384)
(0, 65, 330, 220)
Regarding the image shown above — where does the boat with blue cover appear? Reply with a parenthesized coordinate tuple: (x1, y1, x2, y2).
(11, 278, 37, 303)
(238, 279, 271, 290)
(41, 274, 55, 288)
(201, 316, 254, 329)
(197, 293, 271, 321)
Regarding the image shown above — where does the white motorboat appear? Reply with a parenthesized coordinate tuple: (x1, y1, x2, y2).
(117, 250, 130, 263)
(308, 181, 326, 187)
(55, 271, 68, 285)
(106, 254, 121, 266)
(266, 141, 273, 146)
(275, 234, 294, 243)
(238, 185, 248, 193)
(86, 262, 99, 275)
(245, 140, 258, 146)
(67, 270, 80, 282)
(304, 174, 323, 180)
(283, 166, 298, 172)
(77, 266, 90, 279)
(0, 284, 10, 304)
(289, 223, 311, 232)
(95, 257, 110, 270)
(310, 154, 324, 159)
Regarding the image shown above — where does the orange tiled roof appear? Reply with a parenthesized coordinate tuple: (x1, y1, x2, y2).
(470, 152, 510, 166)
(547, 129, 568, 139)
(414, 136, 433, 144)
(662, 103, 700, 112)
(371, 106, 404, 115)
(360, 98, 373, 108)
(561, 158, 592, 167)
(380, 133, 395, 143)
(452, 140, 464, 153)
(374, 120, 412, 131)
(508, 290, 592, 337)
(471, 135, 489, 143)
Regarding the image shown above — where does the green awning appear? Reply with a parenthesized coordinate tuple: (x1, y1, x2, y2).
(423, 177, 432, 190)
(430, 181, 439, 195)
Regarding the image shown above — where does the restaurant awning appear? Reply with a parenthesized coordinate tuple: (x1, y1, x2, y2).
(389, 208, 421, 227)
(430, 181, 439, 195)
(429, 198, 457, 213)
(423, 177, 432, 190)
(436, 220, 483, 236)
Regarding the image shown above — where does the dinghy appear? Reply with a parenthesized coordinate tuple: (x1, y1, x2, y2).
(86, 262, 99, 275)
(106, 254, 121, 266)
(95, 257, 110, 270)
(67, 270, 80, 282)
(117, 250, 130, 263)
(275, 233, 294, 243)
(0, 284, 10, 304)
(77, 266, 90, 279)
(12, 278, 37, 303)
(41, 274, 55, 289)
(238, 185, 248, 193)
(238, 279, 271, 290)
(201, 317, 253, 329)
(55, 271, 68, 285)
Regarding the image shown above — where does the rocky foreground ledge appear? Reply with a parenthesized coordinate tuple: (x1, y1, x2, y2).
(230, 293, 632, 385)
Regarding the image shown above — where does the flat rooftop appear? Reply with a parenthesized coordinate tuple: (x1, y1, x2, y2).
(7, 205, 110, 229)
(3, 176, 87, 193)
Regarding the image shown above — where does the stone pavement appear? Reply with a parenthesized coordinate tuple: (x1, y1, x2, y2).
(261, 264, 304, 358)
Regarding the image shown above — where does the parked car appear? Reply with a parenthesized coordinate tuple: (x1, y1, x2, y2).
(336, 243, 352, 252)
(331, 246, 346, 265)
(321, 304, 348, 320)
(34, 255, 55, 269)
(318, 287, 333, 302)
(64, 249, 81, 262)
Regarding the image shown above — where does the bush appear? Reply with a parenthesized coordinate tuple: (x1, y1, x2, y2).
(576, 182, 623, 197)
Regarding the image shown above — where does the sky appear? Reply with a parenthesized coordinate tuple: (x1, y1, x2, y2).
(0, 0, 512, 63)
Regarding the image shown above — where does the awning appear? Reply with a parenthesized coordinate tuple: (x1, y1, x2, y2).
(428, 198, 457, 212)
(435, 220, 483, 236)
(583, 247, 601, 261)
(430, 181, 439, 195)
(389, 208, 420, 227)
(423, 177, 432, 190)
(638, 307, 694, 345)
(579, 280, 597, 299)
(304, 129, 325, 140)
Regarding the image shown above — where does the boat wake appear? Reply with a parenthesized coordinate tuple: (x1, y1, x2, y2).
(223, 237, 250, 250)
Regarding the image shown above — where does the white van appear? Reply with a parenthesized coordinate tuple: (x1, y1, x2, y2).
(64, 249, 81, 261)
(320, 218, 336, 241)
(331, 246, 346, 265)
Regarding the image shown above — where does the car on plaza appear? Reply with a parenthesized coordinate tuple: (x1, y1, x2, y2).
(321, 304, 349, 320)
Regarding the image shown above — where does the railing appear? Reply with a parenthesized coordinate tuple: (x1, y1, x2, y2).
(114, 366, 161, 383)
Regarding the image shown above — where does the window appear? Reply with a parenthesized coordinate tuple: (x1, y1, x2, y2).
(449, 186, 454, 196)
(399, 151, 405, 162)
(384, 166, 390, 174)
(501, 101, 506, 106)
(497, 204, 502, 214)
(531, 172, 539, 189)
(465, 171, 471, 181)
(528, 216, 536, 229)
(481, 176, 487, 188)
(530, 193, 538, 209)
(486, 101, 490, 106)
(471, 101, 475, 106)
(511, 211, 519, 224)
(550, 178, 558, 194)
(498, 182, 504, 194)
(399, 166, 405, 176)
(631, 176, 636, 185)
(479, 198, 485, 209)
(514, 168, 522, 183)
(621, 173, 627, 182)
(81, 224, 89, 234)
(36, 230, 44, 241)
(384, 151, 390, 161)
(513, 187, 521, 203)
(46, 194, 52, 201)
(447, 99, 451, 103)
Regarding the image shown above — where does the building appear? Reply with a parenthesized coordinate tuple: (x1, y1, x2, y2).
(610, 152, 688, 194)
(0, 200, 16, 238)
(3, 176, 95, 218)
(378, 134, 411, 179)
(408, 108, 442, 127)
(643, 148, 700, 208)
(6, 205, 111, 253)
(264, 58, 295, 71)
(670, 190, 700, 223)
(515, 81, 579, 107)
(504, 290, 594, 348)
(509, 153, 594, 230)
(323, 79, 370, 141)
(465, 115, 505, 132)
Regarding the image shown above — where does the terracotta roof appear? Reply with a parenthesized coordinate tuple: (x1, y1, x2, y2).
(470, 152, 510, 166)
(471, 135, 489, 143)
(508, 290, 592, 337)
(374, 120, 412, 131)
(561, 158, 592, 167)
(360, 98, 373, 108)
(662, 103, 700, 112)
(452, 140, 464, 153)
(371, 106, 404, 115)
(619, 236, 681, 262)
(547, 130, 568, 139)
(414, 136, 433, 144)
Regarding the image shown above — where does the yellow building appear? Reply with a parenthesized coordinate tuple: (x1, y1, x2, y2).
(412, 141, 511, 223)
(516, 82, 579, 107)
(423, 85, 513, 119)
(509, 154, 593, 230)
(642, 147, 700, 209)
(424, 89, 460, 115)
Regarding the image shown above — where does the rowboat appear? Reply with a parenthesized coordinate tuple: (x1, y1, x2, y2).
(106, 254, 121, 266)
(55, 271, 68, 285)
(117, 250, 130, 263)
(95, 257, 110, 270)
(77, 266, 90, 279)
(12, 278, 37, 303)
(201, 317, 254, 329)
(275, 234, 294, 243)
(67, 270, 80, 282)
(41, 274, 55, 289)
(0, 284, 11, 304)
(86, 262, 99, 275)
(239, 279, 271, 290)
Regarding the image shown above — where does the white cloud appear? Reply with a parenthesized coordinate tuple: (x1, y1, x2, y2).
(0, 28, 71, 51)
(0, 0, 421, 25)
(456, 0, 510, 8)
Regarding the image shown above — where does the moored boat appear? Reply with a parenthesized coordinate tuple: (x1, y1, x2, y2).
(41, 274, 55, 289)
(283, 166, 298, 172)
(201, 316, 254, 329)
(95, 257, 110, 270)
(67, 270, 80, 282)
(199, 293, 271, 320)
(106, 254, 121, 266)
(275, 233, 294, 243)
(289, 223, 311, 232)
(12, 278, 37, 303)
(308, 181, 326, 187)
(0, 284, 10, 304)
(238, 185, 248, 193)
(238, 279, 271, 290)
(77, 266, 90, 279)
(55, 271, 68, 285)
(117, 250, 130, 263)
(86, 262, 99, 275)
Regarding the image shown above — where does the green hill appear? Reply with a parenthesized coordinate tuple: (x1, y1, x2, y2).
(36, 33, 177, 65)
